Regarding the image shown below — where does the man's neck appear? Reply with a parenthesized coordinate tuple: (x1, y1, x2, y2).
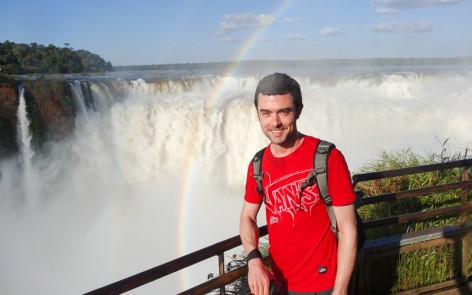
(270, 132, 304, 158)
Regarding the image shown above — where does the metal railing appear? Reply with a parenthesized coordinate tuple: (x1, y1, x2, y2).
(85, 159, 472, 294)
(352, 159, 472, 294)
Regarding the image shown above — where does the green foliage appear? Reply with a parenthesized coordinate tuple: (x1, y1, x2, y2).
(0, 41, 113, 74)
(356, 138, 470, 239)
(354, 138, 471, 294)
(368, 243, 462, 294)
(394, 244, 458, 291)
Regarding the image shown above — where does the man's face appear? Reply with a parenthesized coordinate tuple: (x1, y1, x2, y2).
(257, 93, 301, 148)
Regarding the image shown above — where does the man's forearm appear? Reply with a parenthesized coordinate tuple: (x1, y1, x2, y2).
(240, 214, 260, 253)
(333, 226, 357, 294)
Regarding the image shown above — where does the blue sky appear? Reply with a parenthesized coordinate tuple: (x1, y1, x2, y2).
(1, 0, 471, 66)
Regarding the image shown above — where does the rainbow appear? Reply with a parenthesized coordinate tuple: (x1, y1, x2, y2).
(206, 0, 295, 110)
(177, 0, 294, 290)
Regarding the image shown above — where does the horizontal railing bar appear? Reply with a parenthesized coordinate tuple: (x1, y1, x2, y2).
(84, 226, 267, 294)
(352, 159, 472, 185)
(179, 265, 248, 295)
(363, 221, 472, 254)
(393, 277, 470, 295)
(363, 203, 472, 229)
(177, 256, 271, 295)
(360, 180, 472, 205)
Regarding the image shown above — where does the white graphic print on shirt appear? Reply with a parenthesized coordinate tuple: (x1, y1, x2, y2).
(264, 169, 321, 221)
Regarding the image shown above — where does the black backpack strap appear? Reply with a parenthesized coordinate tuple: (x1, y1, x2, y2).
(297, 140, 337, 235)
(252, 148, 266, 201)
(315, 141, 366, 251)
(297, 140, 334, 198)
(314, 140, 335, 206)
(314, 140, 337, 236)
(254, 140, 364, 253)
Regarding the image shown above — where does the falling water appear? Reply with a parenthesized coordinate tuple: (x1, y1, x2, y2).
(0, 65, 471, 294)
(16, 84, 39, 204)
(69, 81, 89, 115)
(17, 85, 33, 169)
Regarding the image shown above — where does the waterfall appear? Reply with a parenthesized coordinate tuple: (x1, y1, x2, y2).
(17, 85, 34, 169)
(70, 81, 90, 115)
(89, 82, 116, 112)
(16, 84, 39, 204)
(0, 66, 471, 294)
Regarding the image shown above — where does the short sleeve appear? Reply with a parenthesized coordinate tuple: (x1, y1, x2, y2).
(327, 148, 356, 206)
(244, 161, 264, 204)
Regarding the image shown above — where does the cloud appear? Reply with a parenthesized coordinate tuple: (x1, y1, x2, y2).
(320, 27, 343, 36)
(369, 21, 434, 33)
(373, 0, 463, 10)
(286, 33, 304, 40)
(283, 16, 303, 24)
(376, 7, 399, 14)
(217, 13, 275, 35)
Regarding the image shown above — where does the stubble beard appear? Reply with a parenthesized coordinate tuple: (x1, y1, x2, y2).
(265, 128, 298, 148)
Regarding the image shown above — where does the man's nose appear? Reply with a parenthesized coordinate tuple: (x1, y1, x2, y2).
(271, 114, 282, 127)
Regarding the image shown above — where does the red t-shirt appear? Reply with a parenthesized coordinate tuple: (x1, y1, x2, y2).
(244, 136, 356, 292)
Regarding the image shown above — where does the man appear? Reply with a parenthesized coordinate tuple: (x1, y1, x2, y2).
(239, 73, 358, 295)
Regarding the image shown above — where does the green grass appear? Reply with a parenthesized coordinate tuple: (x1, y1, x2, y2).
(354, 139, 471, 294)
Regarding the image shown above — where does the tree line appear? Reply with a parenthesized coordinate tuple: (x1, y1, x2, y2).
(0, 41, 113, 75)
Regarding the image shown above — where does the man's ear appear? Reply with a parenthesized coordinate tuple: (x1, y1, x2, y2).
(295, 104, 303, 119)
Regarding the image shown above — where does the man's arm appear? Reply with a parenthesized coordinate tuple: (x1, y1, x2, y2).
(332, 204, 358, 295)
(240, 200, 271, 295)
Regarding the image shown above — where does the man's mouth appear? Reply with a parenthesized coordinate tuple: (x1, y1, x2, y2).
(271, 129, 284, 136)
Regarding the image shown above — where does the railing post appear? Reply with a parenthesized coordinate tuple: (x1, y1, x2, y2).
(460, 167, 470, 226)
(460, 167, 470, 281)
(351, 250, 366, 295)
(462, 233, 471, 283)
(218, 253, 226, 295)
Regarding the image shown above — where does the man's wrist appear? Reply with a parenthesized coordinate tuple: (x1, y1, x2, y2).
(246, 248, 262, 262)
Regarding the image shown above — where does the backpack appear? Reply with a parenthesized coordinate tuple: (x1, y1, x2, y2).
(252, 140, 365, 253)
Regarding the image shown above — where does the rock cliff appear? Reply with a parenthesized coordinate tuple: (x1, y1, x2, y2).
(0, 79, 76, 157)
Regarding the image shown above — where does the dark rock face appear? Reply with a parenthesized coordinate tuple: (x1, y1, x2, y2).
(22, 80, 76, 139)
(0, 79, 76, 157)
(0, 80, 19, 156)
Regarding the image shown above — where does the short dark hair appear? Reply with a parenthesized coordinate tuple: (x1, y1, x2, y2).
(254, 73, 303, 110)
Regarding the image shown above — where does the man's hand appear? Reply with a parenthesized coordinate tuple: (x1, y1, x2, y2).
(247, 258, 272, 295)
(240, 201, 270, 294)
